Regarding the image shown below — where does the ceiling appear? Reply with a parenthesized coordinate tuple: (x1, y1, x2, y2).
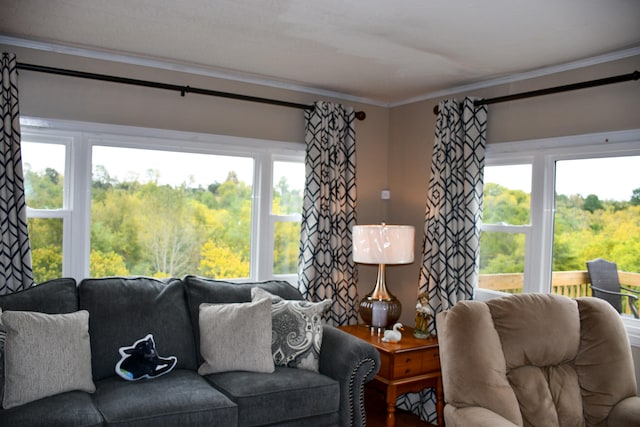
(1, 0, 639, 105)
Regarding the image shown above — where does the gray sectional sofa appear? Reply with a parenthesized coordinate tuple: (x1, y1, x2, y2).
(0, 276, 380, 426)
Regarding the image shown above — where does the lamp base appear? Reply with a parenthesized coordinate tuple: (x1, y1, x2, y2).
(358, 295, 402, 328)
(357, 263, 402, 328)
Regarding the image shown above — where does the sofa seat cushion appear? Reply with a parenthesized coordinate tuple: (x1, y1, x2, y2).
(0, 390, 103, 427)
(205, 366, 340, 427)
(93, 369, 237, 427)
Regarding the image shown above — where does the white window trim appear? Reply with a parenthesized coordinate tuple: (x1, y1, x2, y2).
(21, 116, 304, 283)
(477, 128, 640, 345)
(262, 154, 304, 284)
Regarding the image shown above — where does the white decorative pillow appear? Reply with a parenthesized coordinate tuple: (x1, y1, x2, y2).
(197, 298, 274, 375)
(1, 310, 96, 409)
(252, 287, 332, 371)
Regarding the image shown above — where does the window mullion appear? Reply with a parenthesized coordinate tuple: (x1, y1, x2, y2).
(525, 152, 553, 293)
(67, 134, 92, 280)
(254, 152, 273, 280)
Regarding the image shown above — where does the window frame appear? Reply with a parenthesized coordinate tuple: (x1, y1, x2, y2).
(477, 128, 640, 344)
(21, 116, 305, 284)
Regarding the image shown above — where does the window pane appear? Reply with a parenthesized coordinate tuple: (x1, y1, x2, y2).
(483, 164, 531, 225)
(272, 161, 304, 215)
(28, 218, 63, 283)
(22, 142, 65, 209)
(478, 231, 526, 293)
(273, 221, 301, 275)
(91, 146, 254, 279)
(552, 156, 640, 309)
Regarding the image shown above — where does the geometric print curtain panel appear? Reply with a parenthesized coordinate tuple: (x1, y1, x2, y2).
(0, 52, 34, 294)
(418, 96, 488, 332)
(298, 101, 358, 326)
(398, 97, 487, 424)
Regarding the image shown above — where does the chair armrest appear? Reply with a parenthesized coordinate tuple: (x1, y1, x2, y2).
(444, 405, 520, 427)
(607, 396, 640, 426)
(621, 285, 640, 295)
(319, 326, 380, 427)
(590, 286, 639, 300)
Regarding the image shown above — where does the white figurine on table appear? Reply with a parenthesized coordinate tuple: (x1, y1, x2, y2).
(381, 323, 404, 342)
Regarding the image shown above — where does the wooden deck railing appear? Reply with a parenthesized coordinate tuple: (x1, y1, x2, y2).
(479, 270, 640, 315)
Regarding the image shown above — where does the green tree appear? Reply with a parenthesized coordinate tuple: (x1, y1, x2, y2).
(583, 194, 603, 213)
(31, 246, 62, 283)
(199, 240, 249, 278)
(90, 250, 129, 276)
(631, 188, 640, 206)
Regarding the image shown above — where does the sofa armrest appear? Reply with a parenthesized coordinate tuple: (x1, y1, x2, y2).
(319, 326, 380, 427)
(607, 396, 640, 426)
(444, 405, 520, 427)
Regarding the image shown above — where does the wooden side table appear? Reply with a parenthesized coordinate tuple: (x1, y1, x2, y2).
(339, 325, 443, 427)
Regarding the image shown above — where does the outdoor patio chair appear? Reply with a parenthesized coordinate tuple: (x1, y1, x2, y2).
(587, 258, 639, 319)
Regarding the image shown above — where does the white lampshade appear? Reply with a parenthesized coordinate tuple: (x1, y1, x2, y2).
(352, 224, 415, 264)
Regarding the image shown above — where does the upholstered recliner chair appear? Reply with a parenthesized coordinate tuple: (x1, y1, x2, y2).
(436, 293, 640, 426)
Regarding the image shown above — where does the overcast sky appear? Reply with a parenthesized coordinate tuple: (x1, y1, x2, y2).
(23, 142, 637, 202)
(486, 156, 639, 202)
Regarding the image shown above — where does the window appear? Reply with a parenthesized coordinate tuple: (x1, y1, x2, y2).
(21, 118, 304, 284)
(479, 164, 532, 294)
(269, 160, 304, 277)
(478, 130, 640, 327)
(23, 138, 70, 282)
(552, 156, 640, 302)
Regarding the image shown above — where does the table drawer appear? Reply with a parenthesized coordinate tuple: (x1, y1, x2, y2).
(393, 351, 423, 378)
(422, 348, 440, 371)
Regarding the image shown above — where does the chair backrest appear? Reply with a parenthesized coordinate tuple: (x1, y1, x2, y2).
(587, 258, 622, 313)
(436, 293, 638, 427)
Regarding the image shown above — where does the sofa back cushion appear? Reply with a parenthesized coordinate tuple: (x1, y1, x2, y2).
(0, 278, 78, 314)
(79, 277, 197, 381)
(486, 293, 583, 426)
(183, 275, 303, 366)
(575, 297, 638, 425)
(436, 301, 523, 425)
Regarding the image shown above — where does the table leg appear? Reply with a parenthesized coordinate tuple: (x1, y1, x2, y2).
(436, 377, 444, 426)
(385, 385, 397, 427)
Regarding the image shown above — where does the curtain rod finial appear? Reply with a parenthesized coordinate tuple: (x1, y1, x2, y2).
(355, 111, 366, 121)
(433, 105, 439, 115)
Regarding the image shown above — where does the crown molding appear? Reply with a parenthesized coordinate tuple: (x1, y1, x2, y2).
(390, 45, 640, 108)
(0, 35, 386, 108)
(2, 35, 637, 109)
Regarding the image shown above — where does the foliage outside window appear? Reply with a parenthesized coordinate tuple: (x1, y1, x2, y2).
(478, 132, 640, 318)
(21, 119, 304, 284)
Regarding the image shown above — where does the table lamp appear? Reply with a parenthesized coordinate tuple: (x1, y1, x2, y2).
(352, 224, 415, 330)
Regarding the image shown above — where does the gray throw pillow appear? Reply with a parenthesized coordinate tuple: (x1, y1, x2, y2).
(252, 287, 332, 371)
(2, 310, 96, 409)
(197, 298, 274, 375)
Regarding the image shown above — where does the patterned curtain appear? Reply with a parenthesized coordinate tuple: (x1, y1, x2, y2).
(298, 101, 358, 326)
(0, 53, 34, 294)
(396, 97, 488, 424)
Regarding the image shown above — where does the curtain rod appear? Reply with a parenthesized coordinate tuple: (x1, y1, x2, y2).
(16, 62, 367, 121)
(433, 70, 639, 115)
